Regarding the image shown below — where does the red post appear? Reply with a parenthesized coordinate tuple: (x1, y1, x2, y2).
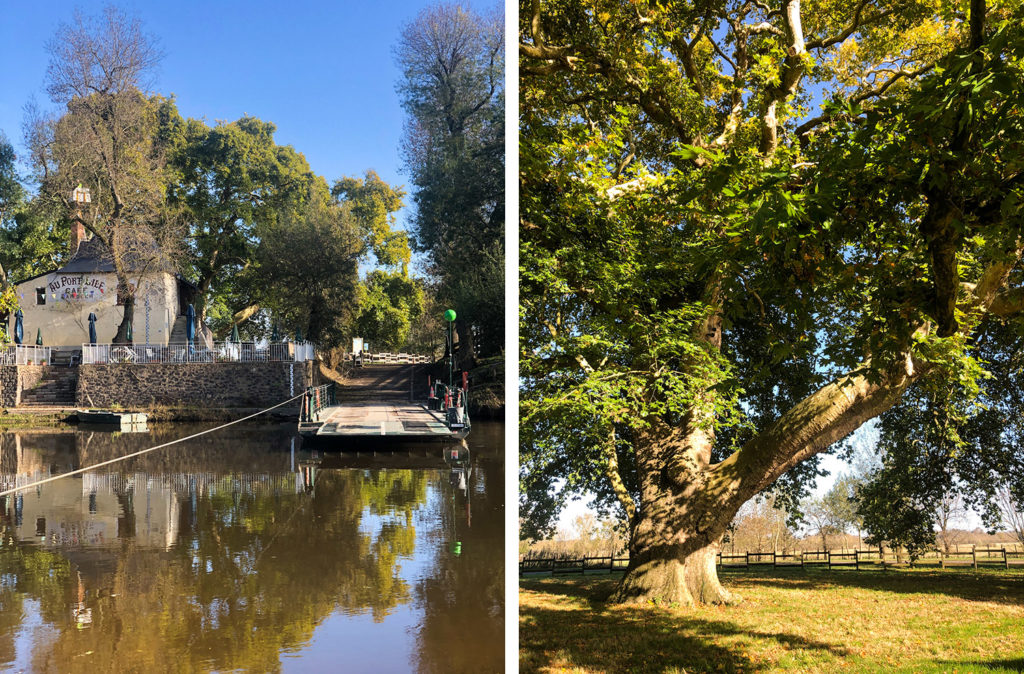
(462, 371, 468, 390)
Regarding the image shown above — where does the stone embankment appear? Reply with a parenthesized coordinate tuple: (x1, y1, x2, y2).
(1, 362, 317, 416)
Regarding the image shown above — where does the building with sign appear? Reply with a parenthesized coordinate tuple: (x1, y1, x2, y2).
(11, 223, 200, 348)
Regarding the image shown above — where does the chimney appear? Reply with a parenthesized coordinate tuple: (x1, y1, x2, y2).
(70, 220, 86, 256)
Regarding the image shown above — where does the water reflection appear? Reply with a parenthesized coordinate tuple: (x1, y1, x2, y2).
(0, 422, 503, 672)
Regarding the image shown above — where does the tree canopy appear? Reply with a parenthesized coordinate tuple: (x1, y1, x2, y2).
(397, 3, 505, 365)
(2, 6, 437, 355)
(521, 0, 1024, 605)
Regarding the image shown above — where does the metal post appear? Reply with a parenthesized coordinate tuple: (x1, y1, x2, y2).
(448, 319, 454, 388)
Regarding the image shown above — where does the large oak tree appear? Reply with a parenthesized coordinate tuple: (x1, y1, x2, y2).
(521, 0, 1024, 605)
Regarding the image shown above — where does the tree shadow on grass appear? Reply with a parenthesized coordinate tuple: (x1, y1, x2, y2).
(936, 658, 1024, 672)
(520, 577, 850, 673)
(723, 566, 1024, 607)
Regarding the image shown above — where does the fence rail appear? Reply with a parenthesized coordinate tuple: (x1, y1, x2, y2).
(344, 351, 431, 364)
(0, 345, 52, 365)
(81, 342, 315, 365)
(519, 544, 1024, 576)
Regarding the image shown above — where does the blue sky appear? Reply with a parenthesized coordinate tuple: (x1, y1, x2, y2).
(0, 0, 495, 235)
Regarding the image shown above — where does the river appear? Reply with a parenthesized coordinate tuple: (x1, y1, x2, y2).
(0, 420, 504, 673)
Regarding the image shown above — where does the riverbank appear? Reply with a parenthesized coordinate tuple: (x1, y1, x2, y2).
(0, 405, 298, 430)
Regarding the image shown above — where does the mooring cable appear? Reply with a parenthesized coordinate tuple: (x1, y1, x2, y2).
(0, 392, 306, 498)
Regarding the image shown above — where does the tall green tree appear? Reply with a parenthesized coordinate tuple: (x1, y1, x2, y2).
(352, 270, 425, 351)
(397, 3, 505, 365)
(254, 194, 362, 347)
(332, 171, 410, 270)
(521, 0, 1024, 605)
(164, 111, 322, 323)
(857, 317, 1024, 555)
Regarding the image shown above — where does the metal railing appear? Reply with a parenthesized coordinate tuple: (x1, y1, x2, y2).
(346, 351, 432, 364)
(0, 345, 53, 365)
(300, 383, 336, 423)
(81, 341, 315, 365)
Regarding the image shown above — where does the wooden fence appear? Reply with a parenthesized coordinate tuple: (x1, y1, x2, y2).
(519, 545, 1024, 576)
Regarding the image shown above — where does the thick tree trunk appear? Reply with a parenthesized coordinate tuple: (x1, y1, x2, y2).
(610, 422, 741, 606)
(613, 523, 736, 606)
(113, 295, 134, 344)
(195, 270, 215, 324)
(455, 317, 476, 370)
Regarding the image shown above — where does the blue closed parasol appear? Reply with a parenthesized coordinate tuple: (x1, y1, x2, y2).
(35, 328, 42, 346)
(88, 312, 97, 344)
(231, 323, 240, 343)
(13, 309, 22, 345)
(186, 304, 195, 346)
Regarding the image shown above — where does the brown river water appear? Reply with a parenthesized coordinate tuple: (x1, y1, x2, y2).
(0, 420, 504, 673)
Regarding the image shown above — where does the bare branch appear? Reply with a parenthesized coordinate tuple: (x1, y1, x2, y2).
(796, 62, 937, 137)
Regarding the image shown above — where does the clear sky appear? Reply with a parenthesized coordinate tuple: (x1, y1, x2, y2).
(0, 0, 496, 234)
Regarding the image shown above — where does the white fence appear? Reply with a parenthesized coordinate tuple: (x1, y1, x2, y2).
(344, 351, 432, 364)
(0, 345, 53, 365)
(81, 342, 315, 365)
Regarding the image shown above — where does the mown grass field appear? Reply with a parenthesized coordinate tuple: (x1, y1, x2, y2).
(520, 567, 1024, 673)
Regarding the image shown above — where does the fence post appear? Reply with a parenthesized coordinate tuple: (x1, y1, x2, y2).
(972, 545, 978, 570)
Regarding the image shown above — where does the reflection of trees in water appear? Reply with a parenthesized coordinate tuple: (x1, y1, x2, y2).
(0, 543, 74, 665)
(415, 423, 505, 674)
(0, 461, 431, 673)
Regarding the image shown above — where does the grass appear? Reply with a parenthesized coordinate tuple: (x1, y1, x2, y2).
(0, 410, 71, 430)
(520, 566, 1024, 673)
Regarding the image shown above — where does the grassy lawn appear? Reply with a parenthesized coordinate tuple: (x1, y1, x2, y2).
(520, 567, 1024, 673)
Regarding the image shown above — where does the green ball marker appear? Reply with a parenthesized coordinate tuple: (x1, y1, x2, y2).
(443, 309, 457, 322)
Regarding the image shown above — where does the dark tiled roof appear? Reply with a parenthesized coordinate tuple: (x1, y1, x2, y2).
(58, 237, 116, 273)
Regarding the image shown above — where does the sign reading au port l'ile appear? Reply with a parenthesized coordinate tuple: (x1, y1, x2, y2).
(47, 274, 107, 300)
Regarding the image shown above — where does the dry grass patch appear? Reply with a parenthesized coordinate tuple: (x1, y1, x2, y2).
(520, 567, 1024, 673)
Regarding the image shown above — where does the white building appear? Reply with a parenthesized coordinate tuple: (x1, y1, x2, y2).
(11, 223, 200, 348)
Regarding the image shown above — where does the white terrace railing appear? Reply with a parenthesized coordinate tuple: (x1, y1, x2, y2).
(343, 351, 432, 364)
(81, 341, 315, 365)
(0, 344, 53, 365)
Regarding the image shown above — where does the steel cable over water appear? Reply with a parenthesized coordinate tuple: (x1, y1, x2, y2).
(0, 392, 306, 498)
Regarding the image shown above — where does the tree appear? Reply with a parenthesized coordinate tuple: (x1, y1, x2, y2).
(32, 7, 181, 343)
(856, 315, 1024, 555)
(801, 476, 861, 550)
(165, 112, 322, 324)
(802, 495, 845, 552)
(352, 270, 425, 351)
(935, 493, 968, 554)
(254, 195, 361, 347)
(993, 486, 1024, 547)
(397, 3, 505, 365)
(332, 171, 410, 270)
(728, 495, 795, 553)
(521, 0, 1024, 605)
(0, 132, 26, 334)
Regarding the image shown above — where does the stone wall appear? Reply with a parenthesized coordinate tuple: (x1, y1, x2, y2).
(0, 365, 47, 407)
(0, 366, 16, 407)
(18, 365, 46, 396)
(76, 361, 317, 410)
